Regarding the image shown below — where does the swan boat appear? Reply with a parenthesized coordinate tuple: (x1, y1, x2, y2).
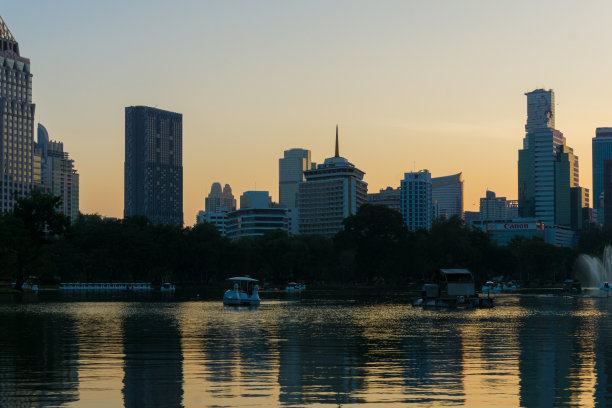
(223, 277, 261, 306)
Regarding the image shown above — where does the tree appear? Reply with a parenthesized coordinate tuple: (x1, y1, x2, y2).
(10, 190, 70, 290)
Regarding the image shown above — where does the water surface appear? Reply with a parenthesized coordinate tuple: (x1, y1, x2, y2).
(0, 292, 610, 407)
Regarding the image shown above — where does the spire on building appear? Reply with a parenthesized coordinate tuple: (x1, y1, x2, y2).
(335, 124, 339, 157)
(0, 16, 15, 41)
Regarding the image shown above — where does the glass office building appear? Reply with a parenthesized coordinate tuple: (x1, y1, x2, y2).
(592, 128, 612, 223)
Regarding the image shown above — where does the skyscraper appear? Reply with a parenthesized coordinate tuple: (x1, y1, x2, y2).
(124, 106, 183, 226)
(0, 17, 35, 213)
(401, 171, 433, 231)
(431, 173, 464, 219)
(297, 127, 367, 235)
(518, 89, 580, 226)
(592, 128, 612, 223)
(36, 124, 79, 221)
(279, 148, 312, 208)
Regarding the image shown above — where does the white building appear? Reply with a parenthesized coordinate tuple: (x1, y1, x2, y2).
(297, 127, 367, 235)
(432, 173, 464, 219)
(196, 210, 227, 235)
(226, 191, 290, 239)
(401, 171, 433, 231)
(279, 148, 313, 208)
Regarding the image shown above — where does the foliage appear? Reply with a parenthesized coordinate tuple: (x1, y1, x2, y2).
(1, 195, 602, 287)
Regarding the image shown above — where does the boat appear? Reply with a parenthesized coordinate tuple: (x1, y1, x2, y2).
(223, 277, 261, 306)
(481, 281, 501, 294)
(161, 282, 176, 292)
(413, 269, 494, 308)
(601, 281, 611, 291)
(286, 282, 306, 292)
(58, 282, 154, 291)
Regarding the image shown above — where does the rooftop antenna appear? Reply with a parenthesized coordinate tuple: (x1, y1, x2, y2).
(334, 124, 339, 158)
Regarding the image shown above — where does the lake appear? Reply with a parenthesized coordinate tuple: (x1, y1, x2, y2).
(0, 291, 610, 407)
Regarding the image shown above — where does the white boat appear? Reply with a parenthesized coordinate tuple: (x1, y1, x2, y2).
(223, 277, 261, 306)
(161, 282, 176, 292)
(58, 282, 154, 291)
(285, 282, 306, 292)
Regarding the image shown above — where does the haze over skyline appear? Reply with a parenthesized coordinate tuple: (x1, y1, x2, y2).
(5, 1, 612, 223)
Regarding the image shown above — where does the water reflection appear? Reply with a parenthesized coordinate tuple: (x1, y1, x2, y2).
(0, 303, 79, 406)
(122, 303, 183, 408)
(1, 295, 612, 406)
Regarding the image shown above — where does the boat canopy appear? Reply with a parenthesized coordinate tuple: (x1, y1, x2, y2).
(227, 277, 258, 282)
(287, 282, 298, 285)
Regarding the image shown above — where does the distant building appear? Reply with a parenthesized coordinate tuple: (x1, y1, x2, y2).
(35, 124, 79, 221)
(0, 17, 35, 213)
(471, 219, 545, 246)
(401, 171, 433, 231)
(367, 187, 401, 213)
(297, 126, 367, 235)
(479, 190, 518, 221)
(124, 106, 183, 226)
(240, 190, 271, 209)
(432, 173, 464, 219)
(225, 191, 290, 239)
(279, 148, 313, 208)
(605, 159, 612, 226)
(570, 186, 590, 231)
(205, 182, 236, 213)
(464, 211, 480, 226)
(593, 128, 612, 224)
(196, 210, 227, 235)
(518, 89, 582, 227)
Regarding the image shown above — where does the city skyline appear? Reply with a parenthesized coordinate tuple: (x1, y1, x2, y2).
(4, 3, 612, 222)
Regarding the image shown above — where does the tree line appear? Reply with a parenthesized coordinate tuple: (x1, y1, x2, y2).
(1, 192, 610, 289)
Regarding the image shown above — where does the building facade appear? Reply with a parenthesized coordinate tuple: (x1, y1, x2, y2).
(518, 89, 581, 227)
(205, 182, 236, 213)
(592, 128, 612, 224)
(401, 171, 433, 231)
(0, 18, 35, 213)
(297, 129, 367, 235)
(196, 210, 228, 235)
(431, 173, 464, 219)
(479, 190, 519, 221)
(279, 148, 312, 208)
(124, 106, 183, 226)
(225, 191, 290, 239)
(36, 124, 79, 221)
(367, 186, 401, 213)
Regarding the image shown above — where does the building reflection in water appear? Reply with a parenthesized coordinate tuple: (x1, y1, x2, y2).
(0, 300, 79, 406)
(71, 302, 125, 405)
(277, 304, 366, 406)
(518, 296, 597, 407)
(122, 303, 184, 408)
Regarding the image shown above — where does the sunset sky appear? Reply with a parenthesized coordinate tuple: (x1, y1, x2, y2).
(5, 1, 612, 224)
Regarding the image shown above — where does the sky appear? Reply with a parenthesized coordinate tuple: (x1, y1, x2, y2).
(4, 1, 612, 224)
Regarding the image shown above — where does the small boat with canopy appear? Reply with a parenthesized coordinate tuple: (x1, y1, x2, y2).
(223, 277, 261, 306)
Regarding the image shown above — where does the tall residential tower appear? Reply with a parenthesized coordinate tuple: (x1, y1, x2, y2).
(592, 127, 612, 223)
(124, 106, 183, 226)
(0, 17, 35, 213)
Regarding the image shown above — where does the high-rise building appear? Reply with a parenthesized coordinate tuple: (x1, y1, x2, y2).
(222, 184, 236, 211)
(279, 148, 313, 208)
(0, 17, 35, 213)
(205, 182, 237, 213)
(592, 128, 612, 223)
(297, 127, 367, 235)
(367, 186, 401, 213)
(479, 190, 519, 221)
(431, 173, 464, 219)
(401, 171, 433, 231)
(518, 89, 580, 227)
(36, 124, 79, 221)
(124, 106, 183, 226)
